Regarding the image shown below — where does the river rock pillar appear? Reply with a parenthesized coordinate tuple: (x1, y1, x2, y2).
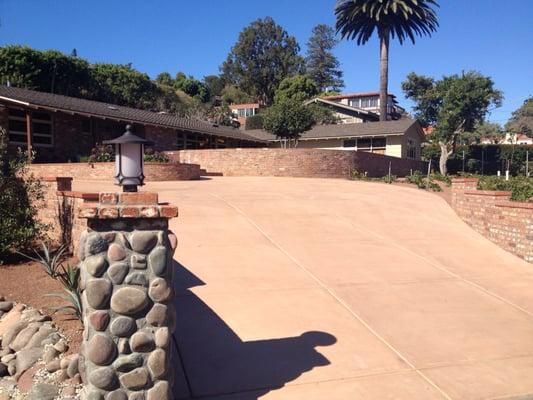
(77, 192, 178, 400)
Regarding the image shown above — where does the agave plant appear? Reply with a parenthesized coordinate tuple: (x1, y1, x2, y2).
(46, 264, 82, 321)
(18, 242, 68, 278)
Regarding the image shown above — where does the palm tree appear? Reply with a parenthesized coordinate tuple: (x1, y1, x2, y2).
(335, 0, 439, 121)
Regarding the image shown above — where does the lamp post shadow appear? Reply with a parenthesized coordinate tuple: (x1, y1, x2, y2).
(170, 260, 337, 399)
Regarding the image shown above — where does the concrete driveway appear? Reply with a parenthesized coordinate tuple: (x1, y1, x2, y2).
(76, 177, 533, 399)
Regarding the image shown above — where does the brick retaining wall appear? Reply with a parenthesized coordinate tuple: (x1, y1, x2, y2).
(29, 161, 201, 182)
(167, 148, 427, 179)
(451, 178, 533, 262)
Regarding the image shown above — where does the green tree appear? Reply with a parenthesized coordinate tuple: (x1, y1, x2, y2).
(306, 24, 344, 92)
(220, 85, 255, 105)
(274, 75, 319, 102)
(402, 71, 503, 174)
(505, 97, 533, 137)
(263, 97, 314, 146)
(204, 75, 226, 98)
(335, 0, 439, 121)
(175, 77, 210, 103)
(221, 17, 305, 105)
(155, 72, 174, 87)
(89, 63, 158, 109)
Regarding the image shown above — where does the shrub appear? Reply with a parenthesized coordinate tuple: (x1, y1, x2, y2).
(0, 128, 46, 260)
(406, 171, 442, 192)
(477, 175, 533, 201)
(88, 143, 115, 163)
(143, 147, 170, 163)
(245, 114, 264, 130)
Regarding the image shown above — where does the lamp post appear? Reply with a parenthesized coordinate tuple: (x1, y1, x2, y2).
(103, 125, 153, 192)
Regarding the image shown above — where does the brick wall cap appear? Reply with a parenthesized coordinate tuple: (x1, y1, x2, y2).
(40, 176, 73, 182)
(58, 191, 99, 201)
(451, 178, 479, 183)
(464, 190, 511, 196)
(496, 200, 533, 210)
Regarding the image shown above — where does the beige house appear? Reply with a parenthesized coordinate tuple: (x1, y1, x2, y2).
(246, 119, 425, 160)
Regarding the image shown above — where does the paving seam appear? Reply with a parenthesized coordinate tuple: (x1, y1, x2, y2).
(338, 215, 533, 320)
(210, 193, 453, 400)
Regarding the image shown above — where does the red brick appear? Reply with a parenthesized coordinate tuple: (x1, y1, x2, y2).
(79, 206, 98, 218)
(160, 206, 179, 218)
(140, 206, 159, 218)
(99, 193, 118, 205)
(119, 192, 158, 205)
(99, 207, 119, 219)
(121, 206, 141, 218)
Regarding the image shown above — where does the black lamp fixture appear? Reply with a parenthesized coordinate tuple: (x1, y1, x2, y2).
(103, 125, 154, 192)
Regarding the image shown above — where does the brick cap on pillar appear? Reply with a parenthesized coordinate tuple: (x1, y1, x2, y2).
(78, 191, 178, 220)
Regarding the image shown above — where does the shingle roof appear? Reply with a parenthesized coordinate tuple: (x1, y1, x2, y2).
(245, 119, 421, 141)
(0, 85, 264, 142)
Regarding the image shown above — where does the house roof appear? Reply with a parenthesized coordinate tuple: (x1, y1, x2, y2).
(245, 119, 422, 141)
(322, 92, 397, 101)
(0, 86, 264, 142)
(304, 98, 379, 120)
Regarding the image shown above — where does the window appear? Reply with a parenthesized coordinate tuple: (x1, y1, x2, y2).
(357, 138, 372, 151)
(349, 99, 360, 108)
(7, 108, 53, 147)
(407, 138, 417, 159)
(343, 139, 356, 148)
(372, 138, 386, 149)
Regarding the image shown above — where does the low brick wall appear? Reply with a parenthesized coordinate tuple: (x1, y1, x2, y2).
(39, 177, 96, 255)
(29, 162, 201, 182)
(451, 178, 533, 262)
(167, 148, 426, 179)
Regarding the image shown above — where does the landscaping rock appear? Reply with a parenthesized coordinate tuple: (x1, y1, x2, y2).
(24, 325, 56, 349)
(14, 347, 42, 378)
(9, 323, 40, 351)
(87, 334, 116, 366)
(130, 331, 154, 353)
(85, 255, 108, 277)
(107, 389, 128, 400)
(27, 383, 58, 400)
(108, 243, 127, 262)
(1, 354, 15, 364)
(89, 367, 118, 390)
(124, 272, 149, 287)
(130, 232, 158, 254)
(147, 349, 166, 379)
(119, 367, 150, 390)
(131, 254, 147, 270)
(0, 301, 13, 312)
(148, 246, 167, 276)
(107, 263, 129, 285)
(110, 287, 149, 316)
(86, 279, 113, 309)
(112, 353, 143, 372)
(147, 380, 170, 400)
(45, 358, 61, 373)
(54, 338, 69, 354)
(154, 327, 170, 349)
(148, 278, 172, 303)
(42, 346, 59, 363)
(89, 311, 110, 332)
(62, 385, 77, 397)
(110, 317, 136, 337)
(146, 304, 167, 327)
(67, 354, 80, 378)
(2, 321, 28, 349)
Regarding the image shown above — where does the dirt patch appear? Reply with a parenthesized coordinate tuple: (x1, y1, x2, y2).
(0, 258, 82, 354)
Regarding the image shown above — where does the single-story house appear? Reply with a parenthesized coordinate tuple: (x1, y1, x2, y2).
(304, 97, 380, 124)
(0, 85, 264, 162)
(246, 118, 425, 160)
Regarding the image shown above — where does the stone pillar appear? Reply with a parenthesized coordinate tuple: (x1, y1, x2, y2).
(77, 192, 178, 400)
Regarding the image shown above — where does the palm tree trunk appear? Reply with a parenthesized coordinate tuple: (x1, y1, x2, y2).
(379, 29, 390, 121)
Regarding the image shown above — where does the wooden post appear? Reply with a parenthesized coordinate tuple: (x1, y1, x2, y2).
(25, 110, 33, 162)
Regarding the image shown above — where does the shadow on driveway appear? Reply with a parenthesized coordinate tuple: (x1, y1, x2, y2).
(171, 261, 336, 399)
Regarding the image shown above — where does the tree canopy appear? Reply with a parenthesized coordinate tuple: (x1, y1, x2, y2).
(262, 97, 314, 143)
(306, 24, 344, 92)
(221, 17, 305, 106)
(274, 75, 319, 103)
(402, 71, 503, 174)
(505, 97, 533, 137)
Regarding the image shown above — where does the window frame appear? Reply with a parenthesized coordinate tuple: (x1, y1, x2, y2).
(7, 108, 54, 148)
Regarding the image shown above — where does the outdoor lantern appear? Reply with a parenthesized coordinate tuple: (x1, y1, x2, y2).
(103, 125, 154, 192)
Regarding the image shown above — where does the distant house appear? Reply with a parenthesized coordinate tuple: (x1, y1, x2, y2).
(0, 86, 264, 162)
(318, 92, 404, 121)
(230, 103, 262, 127)
(480, 133, 533, 145)
(246, 118, 425, 160)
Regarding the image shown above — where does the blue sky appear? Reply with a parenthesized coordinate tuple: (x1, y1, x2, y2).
(0, 0, 531, 123)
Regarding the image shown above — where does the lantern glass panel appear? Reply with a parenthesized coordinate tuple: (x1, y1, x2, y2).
(116, 143, 142, 185)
